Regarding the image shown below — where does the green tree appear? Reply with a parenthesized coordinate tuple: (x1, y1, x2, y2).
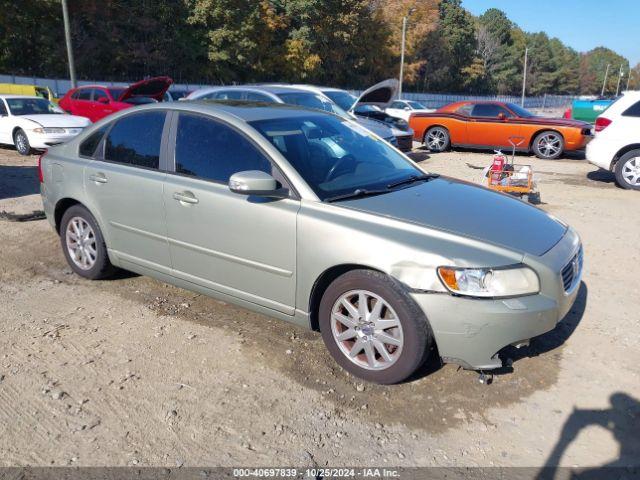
(579, 47, 629, 95)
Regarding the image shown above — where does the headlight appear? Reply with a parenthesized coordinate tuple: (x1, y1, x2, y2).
(33, 127, 66, 134)
(437, 265, 539, 298)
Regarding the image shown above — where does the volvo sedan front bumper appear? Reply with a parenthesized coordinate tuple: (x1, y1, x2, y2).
(411, 229, 582, 370)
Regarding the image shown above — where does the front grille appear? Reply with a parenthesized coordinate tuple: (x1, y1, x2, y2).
(396, 135, 413, 152)
(561, 247, 583, 292)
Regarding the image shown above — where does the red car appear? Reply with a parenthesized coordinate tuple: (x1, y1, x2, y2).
(59, 76, 172, 122)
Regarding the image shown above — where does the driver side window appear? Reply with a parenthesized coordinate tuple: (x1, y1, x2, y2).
(173, 113, 277, 185)
(471, 104, 512, 118)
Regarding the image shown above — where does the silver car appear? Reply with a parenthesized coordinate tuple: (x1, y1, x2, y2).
(40, 101, 582, 384)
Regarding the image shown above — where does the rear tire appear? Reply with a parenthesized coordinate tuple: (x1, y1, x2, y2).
(319, 270, 432, 384)
(13, 129, 31, 156)
(532, 131, 564, 160)
(614, 149, 640, 190)
(424, 126, 450, 153)
(60, 205, 116, 280)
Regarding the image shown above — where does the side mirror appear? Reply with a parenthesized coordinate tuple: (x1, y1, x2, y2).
(97, 97, 109, 104)
(404, 107, 411, 111)
(229, 170, 288, 198)
(497, 112, 507, 120)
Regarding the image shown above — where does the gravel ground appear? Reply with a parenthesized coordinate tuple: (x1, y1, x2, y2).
(0, 143, 638, 470)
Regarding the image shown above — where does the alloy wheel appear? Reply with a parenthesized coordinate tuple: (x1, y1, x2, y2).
(537, 133, 562, 158)
(15, 132, 28, 154)
(426, 128, 447, 151)
(65, 217, 98, 270)
(620, 156, 640, 187)
(330, 290, 404, 371)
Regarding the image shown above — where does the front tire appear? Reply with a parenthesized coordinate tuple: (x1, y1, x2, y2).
(614, 150, 640, 190)
(319, 270, 432, 384)
(424, 126, 450, 153)
(60, 205, 116, 280)
(532, 131, 564, 160)
(13, 129, 31, 156)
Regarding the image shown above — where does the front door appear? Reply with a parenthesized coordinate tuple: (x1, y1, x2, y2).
(83, 110, 171, 272)
(466, 103, 523, 149)
(163, 112, 299, 314)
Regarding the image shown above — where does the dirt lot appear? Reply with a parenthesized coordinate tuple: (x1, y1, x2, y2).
(0, 144, 639, 470)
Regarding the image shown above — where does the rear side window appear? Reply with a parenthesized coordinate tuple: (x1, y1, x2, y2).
(79, 126, 108, 158)
(0, 100, 7, 116)
(104, 111, 166, 169)
(456, 104, 474, 116)
(174, 113, 271, 183)
(245, 91, 273, 102)
(622, 100, 640, 117)
(77, 89, 92, 100)
(471, 104, 512, 118)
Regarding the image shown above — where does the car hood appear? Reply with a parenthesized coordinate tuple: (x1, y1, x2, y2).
(354, 116, 394, 139)
(20, 114, 90, 128)
(352, 79, 399, 110)
(118, 76, 173, 102)
(339, 177, 567, 257)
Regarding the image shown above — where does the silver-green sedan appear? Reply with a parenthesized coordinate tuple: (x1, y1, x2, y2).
(40, 101, 583, 384)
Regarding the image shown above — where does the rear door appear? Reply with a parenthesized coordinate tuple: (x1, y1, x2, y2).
(83, 110, 171, 273)
(466, 103, 523, 148)
(71, 88, 94, 118)
(163, 112, 299, 314)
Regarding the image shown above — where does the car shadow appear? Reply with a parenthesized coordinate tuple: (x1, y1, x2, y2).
(0, 165, 40, 201)
(587, 168, 619, 186)
(407, 150, 431, 162)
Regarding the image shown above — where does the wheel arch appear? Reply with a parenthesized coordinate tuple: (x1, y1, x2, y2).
(308, 264, 385, 332)
(529, 128, 564, 150)
(54, 197, 84, 234)
(422, 124, 450, 144)
(611, 144, 640, 170)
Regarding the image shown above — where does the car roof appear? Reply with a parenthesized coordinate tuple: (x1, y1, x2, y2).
(138, 99, 340, 123)
(191, 84, 318, 97)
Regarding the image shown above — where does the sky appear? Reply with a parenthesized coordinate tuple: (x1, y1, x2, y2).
(462, 0, 640, 66)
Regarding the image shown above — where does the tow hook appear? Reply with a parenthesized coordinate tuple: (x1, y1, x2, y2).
(478, 371, 494, 385)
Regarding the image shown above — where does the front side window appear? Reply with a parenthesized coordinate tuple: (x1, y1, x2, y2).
(174, 113, 272, 183)
(93, 89, 108, 102)
(506, 103, 534, 118)
(390, 101, 405, 109)
(245, 91, 273, 102)
(250, 115, 422, 201)
(408, 101, 426, 109)
(0, 100, 7, 116)
(5, 98, 63, 115)
(104, 111, 166, 169)
(471, 104, 512, 118)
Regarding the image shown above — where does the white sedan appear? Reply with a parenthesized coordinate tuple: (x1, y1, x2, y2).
(0, 95, 90, 155)
(385, 99, 435, 121)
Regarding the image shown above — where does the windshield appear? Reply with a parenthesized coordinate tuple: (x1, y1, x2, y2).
(323, 90, 357, 111)
(276, 92, 348, 118)
(408, 101, 426, 109)
(506, 103, 535, 118)
(250, 114, 422, 201)
(6, 98, 63, 115)
(108, 88, 125, 100)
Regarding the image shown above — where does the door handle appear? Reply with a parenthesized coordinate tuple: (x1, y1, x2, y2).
(89, 173, 108, 184)
(173, 191, 199, 205)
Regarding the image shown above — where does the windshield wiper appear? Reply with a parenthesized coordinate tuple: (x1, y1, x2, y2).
(325, 188, 391, 203)
(387, 173, 440, 190)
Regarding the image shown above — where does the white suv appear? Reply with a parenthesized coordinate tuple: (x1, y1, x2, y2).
(586, 91, 640, 190)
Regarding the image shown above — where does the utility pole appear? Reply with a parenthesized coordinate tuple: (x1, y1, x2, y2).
(615, 65, 624, 96)
(521, 47, 528, 107)
(627, 70, 633, 91)
(398, 16, 408, 99)
(61, 0, 77, 88)
(601, 64, 610, 96)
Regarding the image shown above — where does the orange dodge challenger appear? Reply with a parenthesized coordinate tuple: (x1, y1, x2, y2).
(409, 101, 593, 159)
